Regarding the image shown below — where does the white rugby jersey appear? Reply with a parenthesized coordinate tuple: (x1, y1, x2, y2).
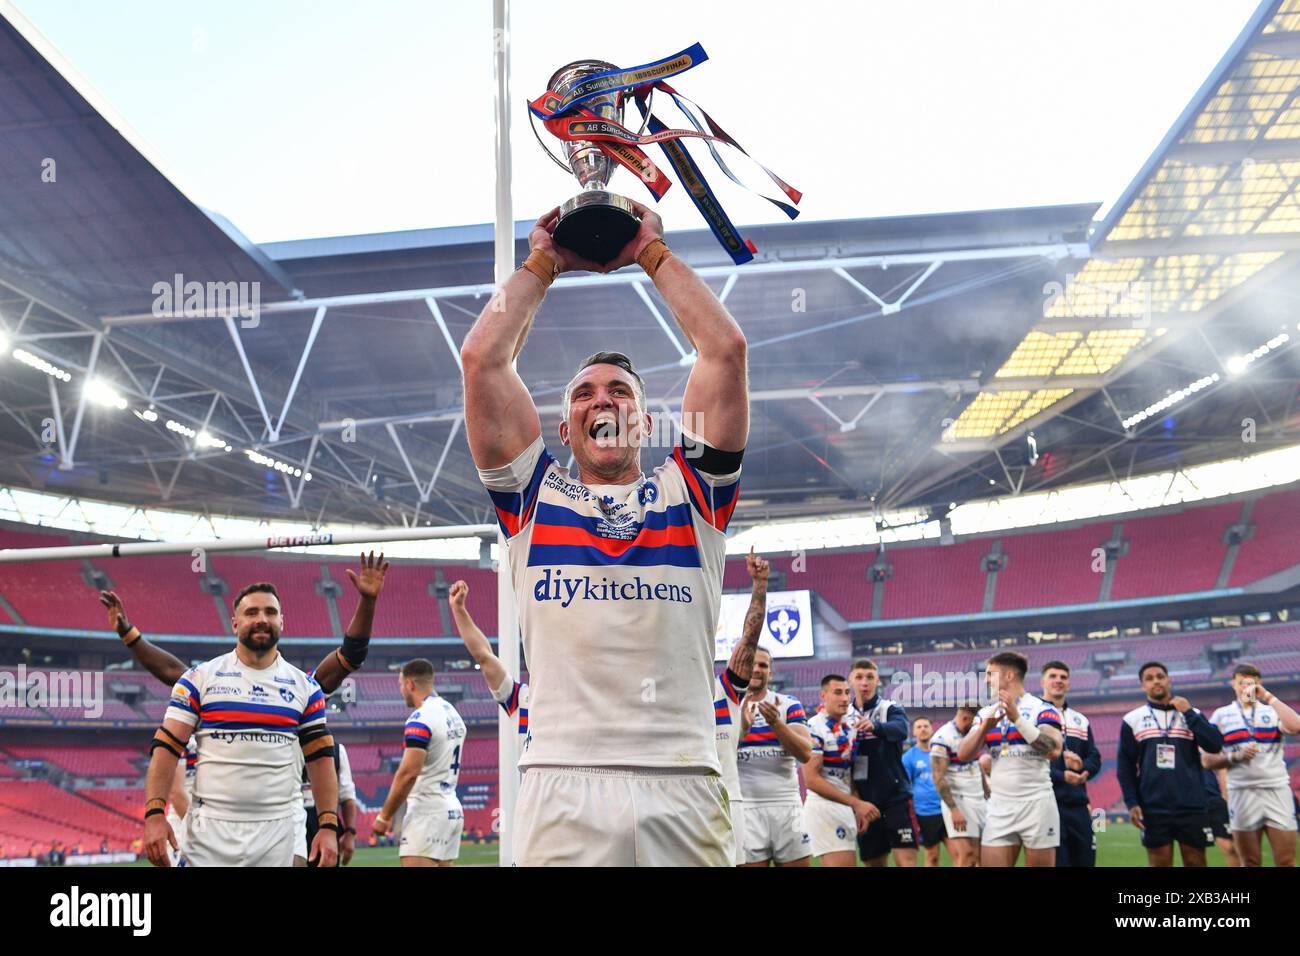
(929, 719, 984, 799)
(165, 650, 327, 821)
(491, 674, 530, 739)
(1210, 701, 1291, 789)
(977, 693, 1062, 800)
(302, 741, 356, 810)
(714, 669, 748, 802)
(737, 690, 807, 804)
(807, 711, 856, 796)
(403, 694, 467, 812)
(480, 433, 740, 770)
(182, 738, 197, 798)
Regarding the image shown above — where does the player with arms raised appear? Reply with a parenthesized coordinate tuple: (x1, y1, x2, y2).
(460, 203, 748, 866)
(140, 583, 339, 867)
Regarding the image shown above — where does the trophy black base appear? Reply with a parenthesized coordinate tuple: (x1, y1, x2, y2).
(553, 191, 640, 266)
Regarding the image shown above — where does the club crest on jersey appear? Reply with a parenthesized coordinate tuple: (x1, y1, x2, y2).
(279, 687, 295, 703)
(637, 481, 658, 505)
(766, 605, 801, 644)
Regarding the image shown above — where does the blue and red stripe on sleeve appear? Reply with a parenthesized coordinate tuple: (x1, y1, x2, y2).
(487, 447, 554, 539)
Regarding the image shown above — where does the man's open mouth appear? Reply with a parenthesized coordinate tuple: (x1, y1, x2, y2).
(588, 412, 621, 446)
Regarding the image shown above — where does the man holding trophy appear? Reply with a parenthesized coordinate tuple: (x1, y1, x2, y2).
(459, 60, 750, 866)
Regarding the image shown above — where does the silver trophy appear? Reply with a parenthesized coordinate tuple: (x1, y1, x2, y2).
(537, 60, 642, 265)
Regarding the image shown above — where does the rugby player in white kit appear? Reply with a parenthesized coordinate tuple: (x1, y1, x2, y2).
(957, 651, 1063, 867)
(737, 648, 812, 866)
(1204, 663, 1299, 867)
(371, 659, 468, 866)
(804, 675, 879, 867)
(461, 203, 748, 866)
(141, 582, 339, 867)
(929, 704, 987, 867)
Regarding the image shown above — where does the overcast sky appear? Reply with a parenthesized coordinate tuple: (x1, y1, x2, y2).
(17, 0, 1262, 243)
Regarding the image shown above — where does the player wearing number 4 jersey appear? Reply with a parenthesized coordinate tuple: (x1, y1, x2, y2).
(461, 204, 748, 866)
(1204, 663, 1300, 867)
(958, 651, 1064, 867)
(371, 660, 467, 866)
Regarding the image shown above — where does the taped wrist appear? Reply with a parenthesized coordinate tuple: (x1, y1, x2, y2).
(299, 727, 336, 762)
(119, 624, 141, 647)
(1014, 715, 1041, 744)
(150, 726, 185, 759)
(339, 634, 370, 671)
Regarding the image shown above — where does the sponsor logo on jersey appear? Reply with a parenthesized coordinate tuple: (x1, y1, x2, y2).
(216, 671, 240, 677)
(638, 481, 658, 505)
(207, 685, 241, 696)
(532, 568, 693, 607)
(249, 685, 269, 698)
(273, 676, 296, 686)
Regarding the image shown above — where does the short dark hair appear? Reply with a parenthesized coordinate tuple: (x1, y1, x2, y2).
(987, 651, 1028, 680)
(233, 582, 279, 612)
(1042, 660, 1070, 675)
(563, 351, 646, 417)
(957, 704, 980, 717)
(821, 673, 847, 689)
(1138, 661, 1168, 680)
(400, 658, 435, 683)
(1232, 662, 1262, 680)
(911, 716, 931, 728)
(850, 658, 877, 673)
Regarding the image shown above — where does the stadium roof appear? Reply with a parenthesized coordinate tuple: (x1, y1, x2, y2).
(0, 1, 1298, 533)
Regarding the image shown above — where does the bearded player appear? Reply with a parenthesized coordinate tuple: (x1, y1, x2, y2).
(461, 203, 747, 866)
(100, 551, 388, 865)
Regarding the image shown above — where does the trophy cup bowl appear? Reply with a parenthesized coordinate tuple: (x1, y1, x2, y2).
(546, 60, 642, 266)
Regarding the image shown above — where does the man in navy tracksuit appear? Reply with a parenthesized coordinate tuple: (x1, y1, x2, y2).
(847, 659, 914, 866)
(1118, 661, 1224, 867)
(1041, 660, 1102, 867)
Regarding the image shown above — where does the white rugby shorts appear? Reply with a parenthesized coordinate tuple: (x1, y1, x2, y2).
(1228, 784, 1298, 833)
(179, 807, 298, 867)
(982, 792, 1060, 849)
(941, 793, 988, 840)
(512, 766, 733, 867)
(400, 804, 464, 861)
(744, 801, 811, 864)
(803, 791, 857, 858)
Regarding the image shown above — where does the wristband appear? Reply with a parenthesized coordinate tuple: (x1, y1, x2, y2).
(120, 625, 141, 648)
(144, 807, 164, 820)
(519, 249, 559, 288)
(345, 827, 357, 836)
(319, 822, 342, 835)
(636, 237, 673, 279)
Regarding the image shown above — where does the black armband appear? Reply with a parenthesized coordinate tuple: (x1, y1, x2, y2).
(150, 727, 185, 759)
(339, 634, 370, 671)
(144, 807, 165, 819)
(300, 727, 336, 762)
(681, 432, 744, 474)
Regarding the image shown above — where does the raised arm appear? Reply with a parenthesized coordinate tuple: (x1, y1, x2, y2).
(449, 579, 508, 693)
(1258, 684, 1300, 734)
(727, 549, 769, 684)
(312, 551, 390, 694)
(957, 713, 994, 764)
(461, 210, 609, 469)
(611, 203, 750, 452)
(99, 591, 187, 686)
